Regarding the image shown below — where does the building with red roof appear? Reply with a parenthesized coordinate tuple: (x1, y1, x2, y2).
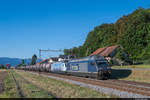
(91, 45, 120, 57)
(90, 45, 131, 65)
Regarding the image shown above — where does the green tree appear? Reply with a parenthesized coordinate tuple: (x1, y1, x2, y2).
(64, 49, 71, 55)
(31, 54, 37, 65)
(64, 7, 150, 64)
(0, 64, 5, 69)
(17, 59, 26, 67)
(21, 59, 25, 66)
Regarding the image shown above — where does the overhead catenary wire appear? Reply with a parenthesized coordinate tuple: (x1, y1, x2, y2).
(39, 49, 64, 59)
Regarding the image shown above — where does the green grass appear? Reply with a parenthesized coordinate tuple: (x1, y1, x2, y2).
(118, 70, 150, 83)
(110, 66, 150, 83)
(111, 64, 150, 69)
(12, 70, 53, 98)
(0, 71, 20, 98)
(0, 70, 54, 98)
(15, 70, 118, 98)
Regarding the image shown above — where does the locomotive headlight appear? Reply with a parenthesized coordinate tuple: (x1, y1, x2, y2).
(108, 69, 112, 74)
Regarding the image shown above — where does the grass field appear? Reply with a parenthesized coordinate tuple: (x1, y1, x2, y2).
(0, 70, 117, 98)
(13, 71, 53, 98)
(1, 68, 150, 98)
(112, 64, 150, 69)
(15, 70, 117, 98)
(0, 70, 54, 98)
(0, 70, 19, 98)
(118, 70, 150, 83)
(110, 64, 150, 83)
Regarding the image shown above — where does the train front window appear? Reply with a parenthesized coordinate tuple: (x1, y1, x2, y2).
(96, 60, 108, 68)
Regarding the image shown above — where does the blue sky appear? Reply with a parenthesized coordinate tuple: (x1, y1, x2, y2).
(0, 0, 149, 59)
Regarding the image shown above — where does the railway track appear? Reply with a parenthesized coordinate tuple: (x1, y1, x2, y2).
(9, 71, 26, 98)
(10, 70, 59, 98)
(27, 70, 150, 97)
(15, 72, 58, 99)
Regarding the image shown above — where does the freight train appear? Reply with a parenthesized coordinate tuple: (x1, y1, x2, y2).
(17, 55, 111, 80)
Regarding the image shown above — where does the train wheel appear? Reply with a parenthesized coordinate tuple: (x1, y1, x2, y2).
(97, 70, 104, 80)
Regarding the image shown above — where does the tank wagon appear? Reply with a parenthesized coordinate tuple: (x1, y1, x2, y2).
(43, 63, 47, 72)
(45, 63, 51, 72)
(39, 64, 44, 72)
(36, 65, 40, 71)
(67, 55, 111, 79)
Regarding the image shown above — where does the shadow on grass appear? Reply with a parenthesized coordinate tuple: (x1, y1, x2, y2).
(110, 69, 132, 79)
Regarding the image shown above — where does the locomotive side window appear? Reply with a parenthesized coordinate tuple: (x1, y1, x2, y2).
(90, 61, 95, 66)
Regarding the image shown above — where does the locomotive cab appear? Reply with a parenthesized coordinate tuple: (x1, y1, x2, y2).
(95, 59, 111, 79)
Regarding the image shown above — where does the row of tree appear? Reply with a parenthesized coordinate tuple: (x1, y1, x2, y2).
(64, 7, 150, 64)
(0, 64, 6, 69)
(17, 54, 37, 67)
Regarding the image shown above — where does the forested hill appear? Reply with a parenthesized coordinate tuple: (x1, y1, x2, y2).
(64, 8, 150, 63)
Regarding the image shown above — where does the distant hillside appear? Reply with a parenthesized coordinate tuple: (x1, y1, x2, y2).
(0, 57, 42, 67)
(64, 7, 150, 64)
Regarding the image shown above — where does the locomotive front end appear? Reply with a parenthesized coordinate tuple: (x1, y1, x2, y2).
(95, 55, 111, 79)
